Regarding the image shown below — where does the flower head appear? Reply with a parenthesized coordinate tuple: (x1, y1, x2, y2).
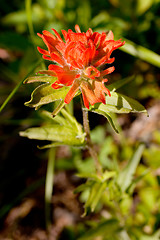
(37, 25, 125, 109)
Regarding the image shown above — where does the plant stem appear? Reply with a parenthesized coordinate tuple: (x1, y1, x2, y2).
(81, 100, 102, 175)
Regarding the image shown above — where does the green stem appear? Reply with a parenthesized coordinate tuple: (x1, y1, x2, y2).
(81, 100, 102, 175)
(0, 59, 42, 113)
(121, 39, 160, 68)
(45, 147, 55, 230)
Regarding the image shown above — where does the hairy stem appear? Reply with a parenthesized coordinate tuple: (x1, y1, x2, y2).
(81, 101, 102, 175)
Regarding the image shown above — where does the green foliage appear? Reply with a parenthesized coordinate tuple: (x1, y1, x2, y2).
(91, 92, 147, 114)
(117, 144, 145, 192)
(24, 76, 70, 109)
(90, 92, 147, 133)
(78, 219, 119, 240)
(23, 74, 147, 135)
(20, 109, 85, 148)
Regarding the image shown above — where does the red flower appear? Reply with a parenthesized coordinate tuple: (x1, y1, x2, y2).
(37, 25, 125, 109)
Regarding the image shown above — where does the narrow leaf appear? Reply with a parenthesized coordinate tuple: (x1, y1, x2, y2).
(84, 182, 102, 214)
(90, 181, 107, 212)
(38, 142, 68, 149)
(24, 76, 56, 84)
(76, 173, 101, 182)
(117, 144, 145, 192)
(107, 75, 134, 92)
(74, 182, 93, 194)
(52, 101, 66, 117)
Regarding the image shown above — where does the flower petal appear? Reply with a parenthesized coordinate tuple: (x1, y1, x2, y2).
(49, 64, 76, 86)
(105, 31, 114, 41)
(37, 46, 49, 55)
(93, 80, 110, 104)
(52, 28, 63, 41)
(101, 66, 115, 77)
(37, 25, 125, 108)
(64, 80, 80, 104)
(50, 52, 64, 65)
(80, 81, 101, 108)
(75, 25, 81, 33)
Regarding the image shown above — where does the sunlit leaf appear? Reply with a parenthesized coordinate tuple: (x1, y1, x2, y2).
(20, 124, 85, 146)
(20, 109, 85, 148)
(24, 77, 70, 109)
(91, 92, 147, 115)
(102, 171, 116, 181)
(24, 76, 55, 84)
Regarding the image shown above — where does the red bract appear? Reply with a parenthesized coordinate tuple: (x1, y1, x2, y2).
(37, 25, 125, 109)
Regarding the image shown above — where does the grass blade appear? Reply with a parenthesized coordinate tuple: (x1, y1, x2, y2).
(0, 59, 42, 113)
(45, 148, 55, 229)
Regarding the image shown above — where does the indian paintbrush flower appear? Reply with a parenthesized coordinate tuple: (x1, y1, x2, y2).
(37, 25, 125, 109)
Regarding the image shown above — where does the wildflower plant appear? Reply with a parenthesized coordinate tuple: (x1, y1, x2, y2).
(20, 25, 147, 223)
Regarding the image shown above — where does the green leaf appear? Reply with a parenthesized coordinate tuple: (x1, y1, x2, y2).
(41, 110, 68, 126)
(19, 124, 85, 146)
(24, 77, 70, 109)
(20, 109, 85, 148)
(91, 109, 119, 133)
(117, 144, 145, 192)
(140, 230, 160, 240)
(102, 170, 116, 181)
(84, 181, 107, 214)
(136, 0, 154, 15)
(127, 169, 150, 194)
(77, 171, 116, 182)
(74, 182, 93, 194)
(76, 173, 101, 182)
(91, 92, 147, 114)
(52, 101, 66, 117)
(24, 76, 55, 84)
(78, 219, 119, 240)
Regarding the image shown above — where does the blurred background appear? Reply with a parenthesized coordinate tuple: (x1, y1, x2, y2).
(0, 0, 160, 239)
